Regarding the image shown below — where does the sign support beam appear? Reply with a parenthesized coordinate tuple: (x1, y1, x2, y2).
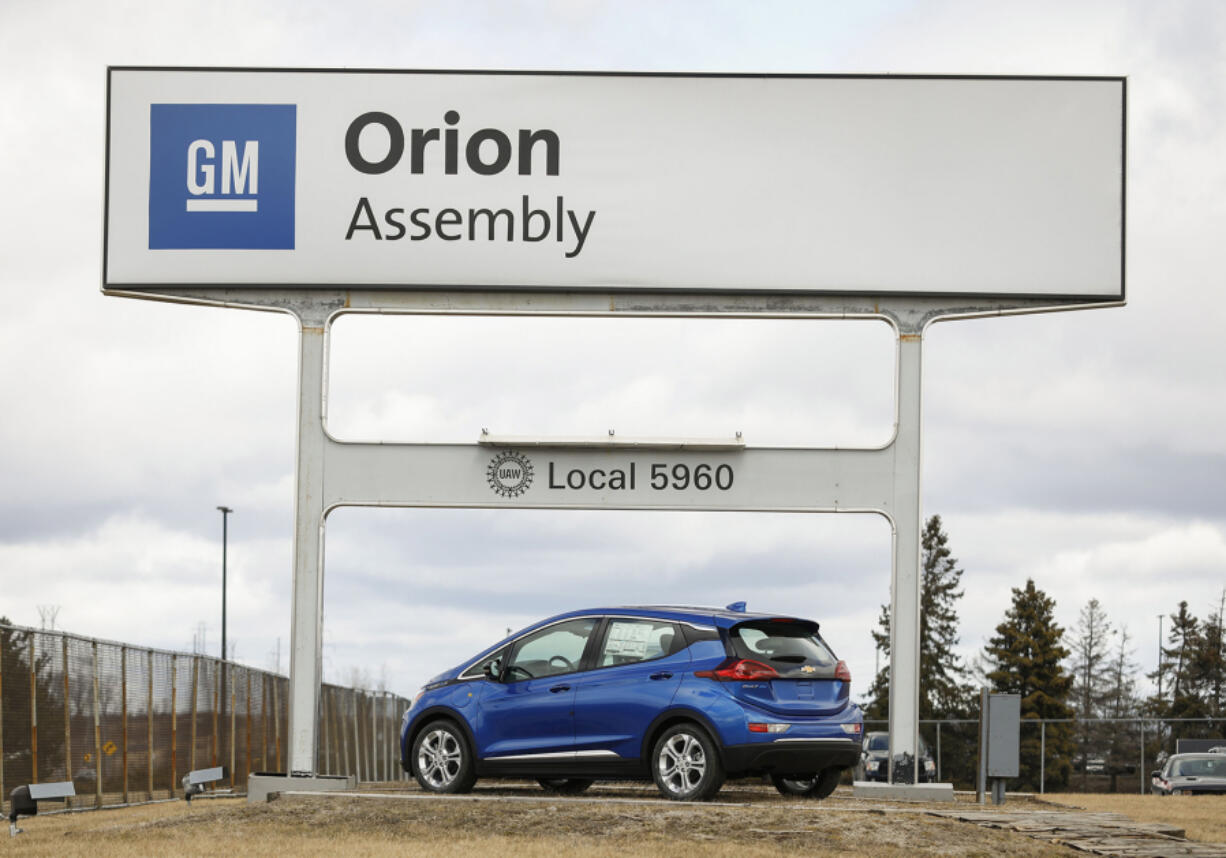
(287, 317, 328, 776)
(888, 331, 923, 785)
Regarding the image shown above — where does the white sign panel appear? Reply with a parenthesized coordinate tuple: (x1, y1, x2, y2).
(105, 69, 1124, 299)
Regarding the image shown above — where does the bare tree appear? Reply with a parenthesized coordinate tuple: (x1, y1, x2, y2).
(1069, 598, 1114, 785)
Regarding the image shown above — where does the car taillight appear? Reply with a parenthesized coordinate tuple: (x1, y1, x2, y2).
(834, 660, 851, 682)
(748, 723, 791, 733)
(694, 658, 780, 681)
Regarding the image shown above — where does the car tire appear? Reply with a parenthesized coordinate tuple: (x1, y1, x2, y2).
(537, 778, 594, 795)
(770, 767, 842, 799)
(412, 720, 476, 794)
(651, 723, 725, 801)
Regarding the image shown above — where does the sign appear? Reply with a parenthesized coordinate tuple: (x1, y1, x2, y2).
(105, 69, 1125, 301)
(986, 693, 1021, 778)
(484, 449, 736, 500)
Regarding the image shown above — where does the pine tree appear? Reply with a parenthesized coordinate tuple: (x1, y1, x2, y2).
(1069, 598, 1114, 786)
(1188, 590, 1226, 722)
(865, 515, 973, 719)
(983, 579, 1074, 791)
(1159, 601, 1208, 745)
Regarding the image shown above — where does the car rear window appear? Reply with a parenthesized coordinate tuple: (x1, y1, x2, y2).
(729, 620, 837, 677)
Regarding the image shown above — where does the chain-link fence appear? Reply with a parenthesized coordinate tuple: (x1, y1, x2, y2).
(865, 715, 1226, 794)
(0, 624, 410, 813)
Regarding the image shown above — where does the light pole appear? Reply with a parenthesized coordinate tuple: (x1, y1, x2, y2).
(218, 506, 233, 725)
(1156, 613, 1164, 703)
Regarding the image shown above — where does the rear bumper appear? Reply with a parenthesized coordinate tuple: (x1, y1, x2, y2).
(722, 737, 861, 776)
(1163, 785, 1226, 795)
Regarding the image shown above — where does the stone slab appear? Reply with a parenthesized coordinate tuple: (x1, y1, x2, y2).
(247, 773, 357, 804)
(851, 781, 956, 802)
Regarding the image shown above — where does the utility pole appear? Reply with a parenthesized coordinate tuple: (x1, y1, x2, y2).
(37, 605, 60, 630)
(1156, 613, 1163, 704)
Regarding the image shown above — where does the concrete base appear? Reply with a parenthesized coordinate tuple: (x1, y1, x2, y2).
(852, 781, 956, 802)
(247, 772, 358, 804)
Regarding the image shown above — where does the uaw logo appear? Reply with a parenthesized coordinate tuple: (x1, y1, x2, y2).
(148, 103, 296, 249)
(487, 450, 534, 498)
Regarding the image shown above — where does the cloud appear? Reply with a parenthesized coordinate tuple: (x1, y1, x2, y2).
(0, 513, 291, 664)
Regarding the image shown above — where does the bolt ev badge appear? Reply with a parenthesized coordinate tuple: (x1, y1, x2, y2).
(487, 450, 534, 498)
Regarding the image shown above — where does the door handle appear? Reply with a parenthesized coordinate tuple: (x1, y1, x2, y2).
(549, 684, 571, 693)
(649, 671, 674, 680)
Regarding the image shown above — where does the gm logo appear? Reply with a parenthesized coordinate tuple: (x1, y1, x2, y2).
(149, 104, 296, 249)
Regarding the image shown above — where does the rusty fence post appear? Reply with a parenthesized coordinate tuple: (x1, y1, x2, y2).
(211, 659, 220, 768)
(92, 640, 101, 809)
(29, 630, 38, 784)
(121, 645, 128, 805)
(261, 673, 269, 773)
(339, 688, 350, 779)
(0, 627, 6, 808)
(322, 686, 331, 774)
(334, 686, 342, 775)
(146, 649, 153, 800)
(245, 670, 252, 785)
(0, 627, 6, 811)
(273, 676, 281, 772)
(352, 692, 361, 783)
(169, 652, 178, 797)
(330, 689, 340, 778)
(189, 655, 199, 774)
(62, 635, 71, 806)
(229, 671, 236, 789)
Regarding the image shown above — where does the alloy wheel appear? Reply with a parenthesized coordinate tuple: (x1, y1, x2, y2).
(657, 732, 708, 796)
(416, 727, 464, 789)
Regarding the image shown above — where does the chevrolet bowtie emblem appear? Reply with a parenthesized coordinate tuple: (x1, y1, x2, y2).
(801, 665, 816, 674)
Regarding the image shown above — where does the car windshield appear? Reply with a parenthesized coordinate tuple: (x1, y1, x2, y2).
(864, 733, 928, 755)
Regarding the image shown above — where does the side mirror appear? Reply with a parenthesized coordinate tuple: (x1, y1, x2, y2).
(1150, 770, 1160, 779)
(483, 659, 503, 682)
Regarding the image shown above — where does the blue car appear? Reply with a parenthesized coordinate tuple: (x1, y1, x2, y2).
(399, 604, 863, 801)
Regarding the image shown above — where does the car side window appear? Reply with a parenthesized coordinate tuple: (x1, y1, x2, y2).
(504, 618, 596, 681)
(596, 619, 679, 668)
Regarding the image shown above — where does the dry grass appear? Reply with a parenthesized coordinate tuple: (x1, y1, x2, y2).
(1038, 792, 1226, 844)
(5, 785, 1078, 858)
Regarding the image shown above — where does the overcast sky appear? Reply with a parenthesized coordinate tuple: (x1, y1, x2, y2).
(1, 1, 1224, 710)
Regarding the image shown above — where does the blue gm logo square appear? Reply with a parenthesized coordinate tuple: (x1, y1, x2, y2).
(149, 104, 296, 249)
